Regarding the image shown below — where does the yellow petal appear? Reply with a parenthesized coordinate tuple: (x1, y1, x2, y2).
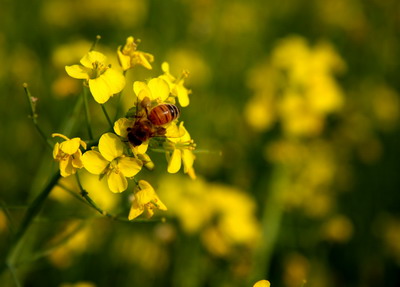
(114, 118, 133, 137)
(128, 199, 144, 220)
(167, 149, 182, 173)
(80, 51, 107, 68)
(155, 197, 168, 211)
(182, 149, 195, 172)
(80, 140, 87, 150)
(107, 171, 128, 193)
(137, 89, 152, 102)
(102, 68, 126, 94)
(175, 84, 190, 107)
(65, 65, 90, 79)
(59, 138, 81, 155)
(161, 62, 170, 73)
(98, 133, 124, 162)
(179, 122, 192, 141)
(53, 142, 60, 159)
(148, 78, 170, 101)
(71, 152, 84, 169)
(118, 157, 142, 177)
(253, 280, 271, 287)
(117, 49, 131, 71)
(89, 77, 111, 104)
(137, 52, 153, 70)
(132, 142, 149, 155)
(82, 150, 109, 175)
(133, 81, 149, 97)
(52, 133, 70, 141)
(59, 157, 74, 177)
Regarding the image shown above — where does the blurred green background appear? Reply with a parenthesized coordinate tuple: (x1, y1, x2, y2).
(1, 0, 400, 286)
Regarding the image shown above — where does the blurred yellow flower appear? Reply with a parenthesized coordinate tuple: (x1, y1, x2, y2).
(128, 180, 167, 220)
(322, 215, 353, 243)
(164, 122, 196, 179)
(65, 51, 125, 104)
(82, 133, 142, 193)
(158, 176, 260, 257)
(253, 280, 271, 287)
(159, 62, 191, 107)
(246, 36, 345, 138)
(52, 133, 87, 177)
(133, 77, 170, 103)
(117, 36, 154, 71)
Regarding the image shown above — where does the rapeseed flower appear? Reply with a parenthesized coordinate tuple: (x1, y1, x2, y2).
(117, 36, 154, 71)
(164, 122, 196, 179)
(65, 51, 125, 104)
(52, 133, 87, 177)
(133, 77, 170, 103)
(82, 133, 142, 193)
(159, 62, 191, 107)
(128, 180, 167, 220)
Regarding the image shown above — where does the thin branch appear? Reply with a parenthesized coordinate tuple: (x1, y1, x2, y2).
(82, 87, 94, 140)
(23, 83, 53, 150)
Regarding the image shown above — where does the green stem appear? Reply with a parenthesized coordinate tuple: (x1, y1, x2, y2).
(3, 171, 61, 272)
(113, 70, 127, 121)
(82, 87, 93, 140)
(23, 84, 53, 150)
(101, 104, 113, 130)
(7, 263, 22, 287)
(249, 167, 286, 283)
(74, 174, 116, 219)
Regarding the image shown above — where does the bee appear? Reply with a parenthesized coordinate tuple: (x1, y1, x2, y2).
(127, 97, 180, 146)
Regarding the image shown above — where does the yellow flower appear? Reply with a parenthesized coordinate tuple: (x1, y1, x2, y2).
(82, 133, 142, 193)
(128, 180, 167, 220)
(133, 77, 170, 103)
(159, 62, 191, 107)
(164, 122, 196, 179)
(65, 51, 125, 104)
(253, 280, 271, 287)
(117, 36, 154, 71)
(52, 133, 87, 177)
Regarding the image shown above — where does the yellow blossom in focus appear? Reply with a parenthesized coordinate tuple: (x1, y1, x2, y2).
(117, 36, 154, 71)
(82, 133, 142, 193)
(65, 51, 125, 104)
(164, 122, 196, 179)
(133, 77, 170, 103)
(52, 133, 87, 177)
(253, 280, 271, 287)
(128, 180, 167, 220)
(159, 62, 191, 107)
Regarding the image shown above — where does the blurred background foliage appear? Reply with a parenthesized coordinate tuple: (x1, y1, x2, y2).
(1, 0, 400, 286)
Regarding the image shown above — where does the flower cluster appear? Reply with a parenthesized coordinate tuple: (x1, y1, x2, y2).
(53, 36, 196, 220)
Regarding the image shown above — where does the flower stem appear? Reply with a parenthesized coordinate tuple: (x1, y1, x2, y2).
(101, 104, 113, 130)
(82, 87, 94, 140)
(4, 171, 61, 272)
(113, 70, 127, 121)
(23, 83, 53, 150)
(249, 167, 285, 283)
(74, 173, 116, 219)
